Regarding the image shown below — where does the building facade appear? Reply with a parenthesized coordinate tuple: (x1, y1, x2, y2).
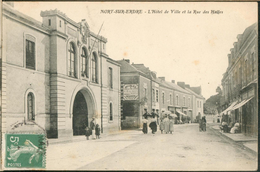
(221, 23, 258, 137)
(183, 85, 205, 122)
(118, 59, 205, 128)
(157, 77, 174, 116)
(118, 60, 152, 129)
(2, 3, 121, 138)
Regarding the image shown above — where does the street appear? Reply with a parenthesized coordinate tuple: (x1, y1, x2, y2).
(47, 124, 257, 171)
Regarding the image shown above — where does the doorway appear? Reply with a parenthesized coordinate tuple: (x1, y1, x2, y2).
(73, 91, 88, 135)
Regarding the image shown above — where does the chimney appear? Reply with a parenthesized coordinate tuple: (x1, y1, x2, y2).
(228, 54, 231, 67)
(177, 82, 185, 89)
(124, 59, 130, 63)
(159, 77, 165, 81)
(185, 84, 190, 89)
(151, 71, 157, 78)
(171, 80, 175, 84)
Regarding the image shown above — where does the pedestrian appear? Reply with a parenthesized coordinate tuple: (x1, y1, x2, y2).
(90, 117, 96, 139)
(163, 114, 170, 134)
(142, 108, 149, 134)
(201, 116, 206, 131)
(149, 109, 158, 134)
(169, 116, 174, 134)
(142, 118, 148, 134)
(143, 107, 150, 119)
(159, 117, 165, 134)
(85, 127, 92, 140)
(95, 124, 101, 139)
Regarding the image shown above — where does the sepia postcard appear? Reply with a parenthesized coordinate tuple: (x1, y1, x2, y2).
(1, 1, 258, 171)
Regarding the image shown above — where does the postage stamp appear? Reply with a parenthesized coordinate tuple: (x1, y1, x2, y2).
(5, 134, 46, 168)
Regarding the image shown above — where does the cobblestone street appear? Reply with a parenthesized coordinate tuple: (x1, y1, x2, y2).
(47, 124, 257, 171)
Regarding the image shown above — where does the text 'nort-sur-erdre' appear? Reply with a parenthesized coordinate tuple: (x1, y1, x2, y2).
(100, 9, 223, 14)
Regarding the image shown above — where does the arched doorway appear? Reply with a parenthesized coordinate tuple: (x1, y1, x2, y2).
(73, 91, 88, 135)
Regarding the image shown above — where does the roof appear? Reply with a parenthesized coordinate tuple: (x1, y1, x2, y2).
(240, 23, 257, 46)
(185, 87, 205, 99)
(165, 81, 191, 95)
(158, 80, 172, 90)
(117, 60, 147, 77)
(3, 3, 51, 34)
(132, 64, 149, 74)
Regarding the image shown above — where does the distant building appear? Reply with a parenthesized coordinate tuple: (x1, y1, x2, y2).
(118, 59, 205, 127)
(221, 23, 258, 137)
(184, 85, 205, 121)
(165, 81, 193, 122)
(2, 2, 121, 138)
(117, 60, 152, 129)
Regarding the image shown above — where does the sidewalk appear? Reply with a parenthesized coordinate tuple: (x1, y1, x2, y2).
(48, 129, 140, 145)
(208, 123, 258, 154)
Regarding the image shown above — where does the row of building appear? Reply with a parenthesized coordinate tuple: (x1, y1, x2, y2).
(118, 59, 205, 129)
(1, 2, 204, 139)
(220, 23, 258, 137)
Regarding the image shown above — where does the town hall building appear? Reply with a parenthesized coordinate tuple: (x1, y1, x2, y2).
(2, 2, 121, 138)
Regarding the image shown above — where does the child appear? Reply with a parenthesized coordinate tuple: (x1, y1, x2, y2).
(95, 124, 101, 139)
(85, 127, 92, 140)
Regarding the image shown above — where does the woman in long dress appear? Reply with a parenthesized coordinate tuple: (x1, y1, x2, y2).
(163, 115, 170, 134)
(169, 117, 174, 134)
(142, 119, 148, 134)
(159, 117, 165, 134)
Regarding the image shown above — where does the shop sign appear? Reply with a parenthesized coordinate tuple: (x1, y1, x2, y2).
(123, 84, 138, 100)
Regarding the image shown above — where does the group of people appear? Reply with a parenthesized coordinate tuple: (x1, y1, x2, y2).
(159, 114, 174, 134)
(220, 114, 240, 134)
(142, 108, 174, 134)
(142, 108, 159, 134)
(85, 117, 101, 140)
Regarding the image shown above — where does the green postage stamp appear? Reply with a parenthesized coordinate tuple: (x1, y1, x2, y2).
(5, 134, 46, 168)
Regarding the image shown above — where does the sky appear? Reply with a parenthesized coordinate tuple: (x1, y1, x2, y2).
(12, 2, 257, 99)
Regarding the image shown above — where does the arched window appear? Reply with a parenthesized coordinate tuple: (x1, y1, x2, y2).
(109, 103, 113, 121)
(176, 95, 179, 106)
(27, 92, 35, 121)
(183, 97, 186, 106)
(92, 52, 98, 83)
(81, 47, 88, 77)
(68, 42, 76, 77)
(170, 94, 172, 105)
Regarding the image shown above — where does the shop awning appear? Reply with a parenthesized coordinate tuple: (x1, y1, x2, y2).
(220, 101, 237, 115)
(232, 96, 254, 110)
(176, 110, 187, 116)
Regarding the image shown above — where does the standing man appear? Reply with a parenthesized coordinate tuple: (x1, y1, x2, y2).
(142, 107, 149, 134)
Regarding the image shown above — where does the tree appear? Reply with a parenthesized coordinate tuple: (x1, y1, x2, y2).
(204, 87, 223, 114)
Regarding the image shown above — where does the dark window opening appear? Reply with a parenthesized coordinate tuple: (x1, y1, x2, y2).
(27, 92, 35, 121)
(26, 40, 35, 70)
(68, 42, 76, 77)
